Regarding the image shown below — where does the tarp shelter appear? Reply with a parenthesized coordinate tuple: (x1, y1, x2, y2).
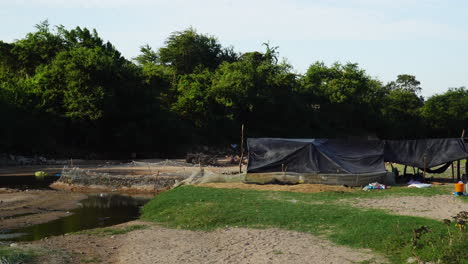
(246, 137, 468, 186)
(247, 138, 386, 174)
(384, 138, 468, 168)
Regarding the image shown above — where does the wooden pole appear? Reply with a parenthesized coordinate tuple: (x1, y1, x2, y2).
(404, 165, 407, 176)
(457, 160, 461, 182)
(466, 159, 468, 179)
(451, 162, 455, 182)
(423, 157, 426, 179)
(461, 129, 465, 138)
(239, 124, 244, 174)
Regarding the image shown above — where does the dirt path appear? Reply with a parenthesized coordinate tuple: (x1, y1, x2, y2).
(0, 189, 87, 229)
(350, 194, 468, 220)
(26, 221, 386, 264)
(115, 223, 385, 264)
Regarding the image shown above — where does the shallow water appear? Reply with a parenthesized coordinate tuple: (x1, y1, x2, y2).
(0, 194, 149, 241)
(0, 175, 59, 190)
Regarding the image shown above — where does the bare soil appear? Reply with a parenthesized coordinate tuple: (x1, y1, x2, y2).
(27, 221, 386, 264)
(350, 194, 468, 220)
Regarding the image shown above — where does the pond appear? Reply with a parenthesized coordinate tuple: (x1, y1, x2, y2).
(0, 175, 150, 242)
(0, 193, 149, 242)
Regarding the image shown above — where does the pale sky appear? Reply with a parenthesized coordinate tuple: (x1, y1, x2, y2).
(2, 0, 468, 98)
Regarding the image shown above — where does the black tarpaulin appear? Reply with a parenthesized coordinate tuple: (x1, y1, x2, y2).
(384, 138, 468, 168)
(247, 138, 386, 174)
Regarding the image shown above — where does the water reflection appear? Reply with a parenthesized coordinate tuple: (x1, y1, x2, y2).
(0, 194, 149, 241)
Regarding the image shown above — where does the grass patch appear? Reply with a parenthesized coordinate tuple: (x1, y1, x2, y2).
(0, 246, 36, 264)
(141, 186, 468, 264)
(73, 225, 148, 236)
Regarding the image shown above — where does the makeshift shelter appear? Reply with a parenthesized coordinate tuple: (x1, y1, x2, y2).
(246, 138, 388, 186)
(384, 138, 468, 169)
(246, 137, 468, 186)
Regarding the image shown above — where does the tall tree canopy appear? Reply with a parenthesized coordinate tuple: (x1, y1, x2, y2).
(157, 28, 238, 75)
(1, 22, 466, 156)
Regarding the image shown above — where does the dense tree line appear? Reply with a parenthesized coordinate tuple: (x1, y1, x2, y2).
(0, 22, 466, 157)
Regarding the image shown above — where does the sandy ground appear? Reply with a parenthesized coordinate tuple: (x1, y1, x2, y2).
(198, 182, 353, 193)
(0, 189, 87, 229)
(350, 194, 468, 220)
(27, 221, 386, 264)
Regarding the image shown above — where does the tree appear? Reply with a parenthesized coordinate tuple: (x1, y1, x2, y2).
(134, 44, 158, 65)
(172, 68, 214, 128)
(301, 62, 385, 136)
(421, 87, 468, 137)
(158, 27, 237, 75)
(385, 74, 422, 94)
(380, 89, 424, 138)
(208, 46, 298, 138)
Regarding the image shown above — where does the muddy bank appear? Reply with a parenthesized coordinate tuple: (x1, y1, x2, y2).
(0, 189, 87, 229)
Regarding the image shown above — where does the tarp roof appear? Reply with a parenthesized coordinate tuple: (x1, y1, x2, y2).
(384, 138, 468, 168)
(247, 138, 385, 174)
(247, 138, 468, 174)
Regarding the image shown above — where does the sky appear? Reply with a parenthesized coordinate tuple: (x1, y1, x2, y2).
(1, 0, 467, 98)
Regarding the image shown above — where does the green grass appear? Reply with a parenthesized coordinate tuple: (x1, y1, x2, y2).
(141, 186, 468, 264)
(0, 246, 36, 264)
(73, 224, 148, 236)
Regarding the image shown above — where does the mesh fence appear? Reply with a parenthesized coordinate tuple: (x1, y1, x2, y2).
(58, 160, 203, 190)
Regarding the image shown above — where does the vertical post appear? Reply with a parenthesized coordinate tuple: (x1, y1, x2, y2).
(423, 157, 426, 179)
(451, 162, 455, 182)
(457, 160, 461, 182)
(404, 165, 407, 176)
(239, 124, 244, 174)
(465, 159, 468, 180)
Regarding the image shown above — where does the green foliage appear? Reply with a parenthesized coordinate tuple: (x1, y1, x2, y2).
(209, 47, 298, 137)
(134, 44, 158, 65)
(158, 27, 237, 75)
(141, 186, 468, 264)
(385, 74, 422, 94)
(300, 62, 386, 136)
(421, 87, 468, 136)
(1, 22, 467, 155)
(380, 89, 425, 137)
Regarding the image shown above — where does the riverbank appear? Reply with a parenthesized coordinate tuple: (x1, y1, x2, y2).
(2, 184, 467, 264)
